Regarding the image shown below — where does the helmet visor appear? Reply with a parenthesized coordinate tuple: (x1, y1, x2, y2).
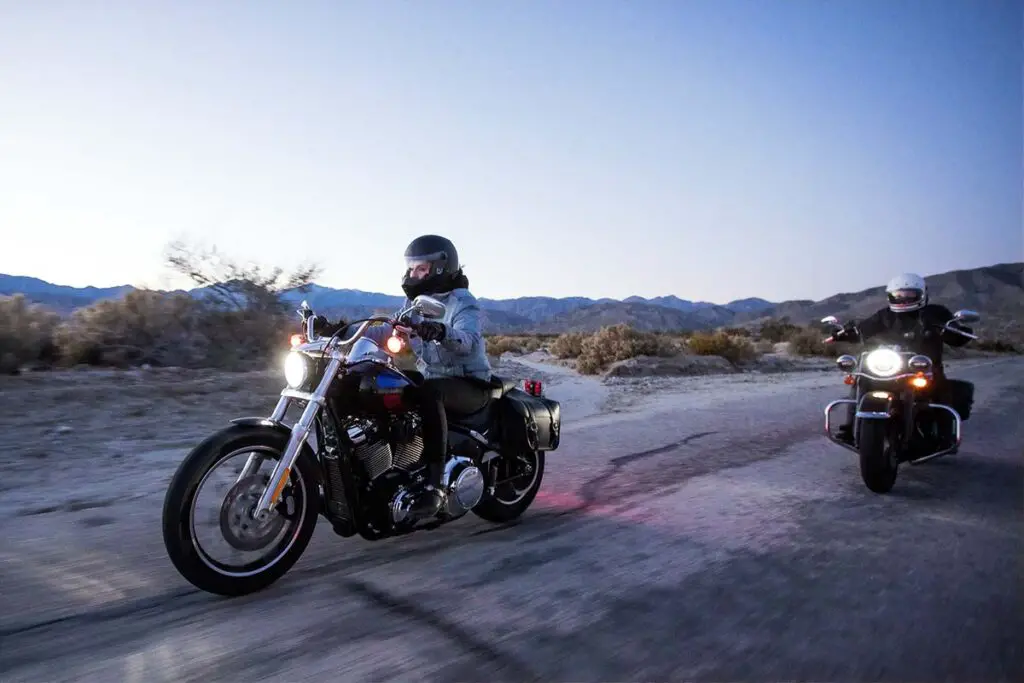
(404, 252, 446, 281)
(887, 288, 923, 310)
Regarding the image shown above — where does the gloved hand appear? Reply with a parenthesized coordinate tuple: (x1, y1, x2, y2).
(833, 322, 857, 342)
(414, 320, 447, 342)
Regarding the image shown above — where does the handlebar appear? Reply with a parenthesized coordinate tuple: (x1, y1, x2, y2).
(821, 319, 979, 344)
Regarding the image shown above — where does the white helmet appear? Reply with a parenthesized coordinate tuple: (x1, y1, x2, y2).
(885, 272, 927, 312)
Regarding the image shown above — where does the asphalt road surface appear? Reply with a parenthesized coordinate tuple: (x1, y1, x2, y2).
(1, 357, 1021, 682)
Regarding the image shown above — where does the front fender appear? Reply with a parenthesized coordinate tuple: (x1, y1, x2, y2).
(856, 391, 895, 420)
(230, 416, 319, 452)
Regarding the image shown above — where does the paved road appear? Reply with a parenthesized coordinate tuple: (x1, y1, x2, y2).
(1, 358, 1021, 682)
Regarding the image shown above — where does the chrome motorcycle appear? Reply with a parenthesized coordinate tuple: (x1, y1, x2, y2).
(162, 295, 561, 596)
(821, 309, 979, 493)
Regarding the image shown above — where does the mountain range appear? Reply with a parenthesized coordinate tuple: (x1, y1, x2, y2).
(2, 262, 1021, 336)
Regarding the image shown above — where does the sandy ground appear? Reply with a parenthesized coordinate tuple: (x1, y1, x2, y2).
(0, 354, 1021, 681)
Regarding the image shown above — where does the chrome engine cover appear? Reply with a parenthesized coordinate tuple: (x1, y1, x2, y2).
(442, 456, 484, 518)
(387, 456, 484, 526)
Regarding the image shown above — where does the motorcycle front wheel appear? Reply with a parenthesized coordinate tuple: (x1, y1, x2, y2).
(858, 419, 899, 494)
(161, 424, 321, 597)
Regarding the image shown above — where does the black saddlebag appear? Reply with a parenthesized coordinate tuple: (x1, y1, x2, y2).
(500, 387, 561, 452)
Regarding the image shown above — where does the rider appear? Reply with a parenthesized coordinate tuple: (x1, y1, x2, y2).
(317, 235, 492, 516)
(831, 272, 974, 444)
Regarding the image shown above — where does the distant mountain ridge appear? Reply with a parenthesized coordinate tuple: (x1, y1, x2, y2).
(2, 262, 1021, 335)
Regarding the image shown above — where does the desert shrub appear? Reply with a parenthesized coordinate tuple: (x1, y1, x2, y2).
(720, 326, 752, 338)
(0, 294, 60, 373)
(686, 331, 757, 364)
(55, 290, 208, 367)
(485, 335, 544, 356)
(787, 327, 858, 357)
(575, 324, 678, 374)
(974, 339, 1021, 354)
(550, 332, 587, 359)
(45, 241, 321, 370)
(54, 290, 298, 369)
(758, 317, 802, 343)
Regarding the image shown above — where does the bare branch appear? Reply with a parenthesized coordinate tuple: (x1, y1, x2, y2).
(163, 239, 322, 314)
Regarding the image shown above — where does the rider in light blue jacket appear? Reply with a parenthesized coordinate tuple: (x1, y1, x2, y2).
(320, 235, 492, 518)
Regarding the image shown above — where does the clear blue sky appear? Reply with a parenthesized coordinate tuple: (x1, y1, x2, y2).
(0, 0, 1020, 303)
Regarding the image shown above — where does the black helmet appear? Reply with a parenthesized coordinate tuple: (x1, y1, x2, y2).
(401, 234, 461, 299)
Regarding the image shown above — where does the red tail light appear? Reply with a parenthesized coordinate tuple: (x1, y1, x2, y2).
(290, 334, 304, 347)
(524, 379, 543, 396)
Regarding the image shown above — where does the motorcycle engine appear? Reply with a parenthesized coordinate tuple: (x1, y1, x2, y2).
(344, 415, 485, 532)
(345, 414, 425, 480)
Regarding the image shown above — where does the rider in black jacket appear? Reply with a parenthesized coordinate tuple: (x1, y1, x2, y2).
(832, 272, 974, 443)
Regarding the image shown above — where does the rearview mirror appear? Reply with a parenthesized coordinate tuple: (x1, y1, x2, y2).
(953, 309, 980, 324)
(412, 295, 446, 319)
(297, 299, 312, 320)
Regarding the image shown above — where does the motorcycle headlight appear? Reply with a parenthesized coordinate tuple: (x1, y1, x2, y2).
(864, 349, 902, 377)
(284, 351, 309, 389)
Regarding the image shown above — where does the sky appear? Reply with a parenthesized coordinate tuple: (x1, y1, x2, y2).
(0, 0, 1020, 304)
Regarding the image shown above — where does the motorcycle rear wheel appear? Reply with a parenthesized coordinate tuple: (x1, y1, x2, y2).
(473, 449, 545, 523)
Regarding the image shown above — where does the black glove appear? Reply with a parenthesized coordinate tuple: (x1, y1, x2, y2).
(312, 315, 347, 336)
(833, 322, 857, 341)
(415, 320, 447, 342)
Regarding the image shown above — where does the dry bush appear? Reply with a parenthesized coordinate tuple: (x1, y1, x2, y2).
(485, 335, 544, 356)
(974, 339, 1021, 354)
(758, 318, 803, 343)
(0, 294, 60, 373)
(575, 324, 679, 375)
(55, 290, 211, 367)
(550, 332, 587, 359)
(47, 241, 321, 370)
(787, 327, 858, 357)
(686, 331, 758, 364)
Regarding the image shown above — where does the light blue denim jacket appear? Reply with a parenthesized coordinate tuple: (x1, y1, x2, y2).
(362, 288, 492, 382)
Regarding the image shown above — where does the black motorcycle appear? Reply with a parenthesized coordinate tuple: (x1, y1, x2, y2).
(162, 295, 561, 596)
(820, 309, 979, 493)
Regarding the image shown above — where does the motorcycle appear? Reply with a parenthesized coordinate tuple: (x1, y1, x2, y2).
(820, 309, 980, 493)
(162, 294, 562, 596)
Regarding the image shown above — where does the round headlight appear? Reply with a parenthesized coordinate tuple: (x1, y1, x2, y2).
(284, 351, 308, 388)
(864, 349, 902, 377)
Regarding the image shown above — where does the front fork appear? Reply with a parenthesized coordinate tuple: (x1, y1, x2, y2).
(251, 357, 342, 521)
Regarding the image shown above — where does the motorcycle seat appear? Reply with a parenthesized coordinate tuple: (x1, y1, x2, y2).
(486, 374, 518, 400)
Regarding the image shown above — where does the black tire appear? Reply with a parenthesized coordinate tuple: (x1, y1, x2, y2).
(472, 450, 545, 523)
(858, 419, 898, 494)
(162, 424, 321, 597)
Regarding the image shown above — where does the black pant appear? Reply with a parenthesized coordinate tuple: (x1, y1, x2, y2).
(413, 377, 491, 479)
